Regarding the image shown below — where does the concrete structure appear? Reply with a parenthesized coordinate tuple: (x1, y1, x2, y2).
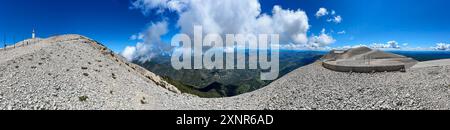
(321, 47, 418, 73)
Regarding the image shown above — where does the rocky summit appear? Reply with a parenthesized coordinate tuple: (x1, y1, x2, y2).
(0, 34, 449, 110)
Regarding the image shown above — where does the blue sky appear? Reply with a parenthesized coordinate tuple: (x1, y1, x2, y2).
(1, 0, 449, 53)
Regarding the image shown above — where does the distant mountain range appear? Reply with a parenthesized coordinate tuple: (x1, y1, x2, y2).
(134, 50, 326, 97)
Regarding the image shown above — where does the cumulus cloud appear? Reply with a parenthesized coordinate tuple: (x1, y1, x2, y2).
(307, 29, 336, 48)
(176, 0, 261, 35)
(266, 5, 310, 44)
(331, 10, 336, 15)
(335, 44, 368, 50)
(315, 7, 328, 18)
(387, 41, 400, 48)
(175, 1, 310, 45)
(435, 43, 450, 50)
(121, 21, 171, 62)
(327, 15, 342, 23)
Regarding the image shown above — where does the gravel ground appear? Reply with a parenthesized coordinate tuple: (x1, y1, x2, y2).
(0, 34, 449, 110)
(231, 62, 450, 110)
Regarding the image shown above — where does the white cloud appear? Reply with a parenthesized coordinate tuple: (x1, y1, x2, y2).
(315, 7, 328, 18)
(406, 47, 433, 51)
(121, 46, 137, 61)
(175, 1, 310, 45)
(122, 21, 171, 62)
(126, 0, 338, 61)
(307, 28, 336, 48)
(371, 41, 400, 49)
(354, 41, 401, 49)
(336, 41, 404, 50)
(177, 0, 261, 35)
(280, 43, 332, 50)
(435, 43, 450, 50)
(130, 0, 188, 14)
(327, 15, 342, 23)
(130, 33, 144, 40)
(334, 44, 368, 50)
(336, 42, 450, 51)
(131, 0, 311, 46)
(315, 8, 342, 24)
(352, 44, 368, 48)
(337, 30, 346, 34)
(268, 5, 310, 44)
(387, 41, 400, 48)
